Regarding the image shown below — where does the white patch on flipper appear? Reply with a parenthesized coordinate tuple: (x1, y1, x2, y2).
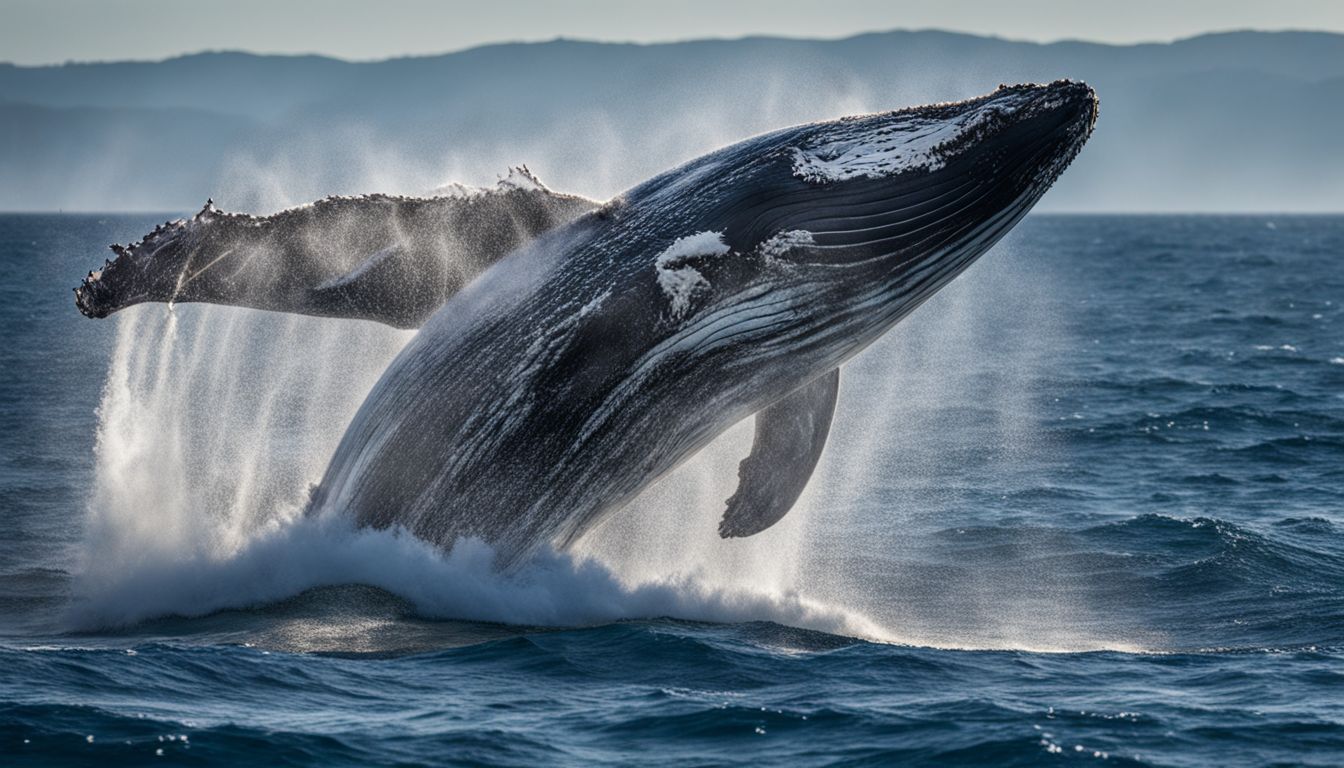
(654, 231, 730, 319)
(759, 230, 815, 261)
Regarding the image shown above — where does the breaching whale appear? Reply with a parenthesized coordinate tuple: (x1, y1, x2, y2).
(76, 81, 1098, 563)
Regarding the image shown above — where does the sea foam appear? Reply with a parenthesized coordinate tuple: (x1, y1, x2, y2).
(67, 511, 882, 640)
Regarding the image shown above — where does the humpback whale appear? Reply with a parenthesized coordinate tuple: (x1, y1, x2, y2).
(76, 81, 1098, 562)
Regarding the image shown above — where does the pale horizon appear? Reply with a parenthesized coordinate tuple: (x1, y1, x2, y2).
(6, 26, 1343, 69)
(4, 0, 1344, 66)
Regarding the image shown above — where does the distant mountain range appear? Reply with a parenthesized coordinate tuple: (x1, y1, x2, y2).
(2, 30, 1342, 212)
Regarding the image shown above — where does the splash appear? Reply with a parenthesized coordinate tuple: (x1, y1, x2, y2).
(70, 298, 874, 637)
(67, 513, 883, 640)
(76, 304, 410, 591)
(68, 79, 1136, 651)
(69, 296, 874, 635)
(70, 230, 1156, 653)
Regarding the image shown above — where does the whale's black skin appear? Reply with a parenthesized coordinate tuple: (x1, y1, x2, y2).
(308, 81, 1099, 562)
(73, 169, 598, 329)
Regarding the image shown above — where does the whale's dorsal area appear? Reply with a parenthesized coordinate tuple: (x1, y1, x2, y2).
(74, 169, 838, 539)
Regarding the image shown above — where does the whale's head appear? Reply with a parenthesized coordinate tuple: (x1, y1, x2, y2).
(632, 80, 1097, 371)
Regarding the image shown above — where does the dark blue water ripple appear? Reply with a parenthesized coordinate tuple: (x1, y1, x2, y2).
(1, 215, 1342, 765)
(2, 628, 1342, 766)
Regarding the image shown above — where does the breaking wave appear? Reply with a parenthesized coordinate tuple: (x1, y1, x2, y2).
(66, 513, 883, 640)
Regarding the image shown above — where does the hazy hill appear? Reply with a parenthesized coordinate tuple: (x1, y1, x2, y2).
(2, 30, 1341, 212)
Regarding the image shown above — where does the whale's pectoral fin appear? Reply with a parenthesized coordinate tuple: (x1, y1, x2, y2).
(719, 368, 840, 538)
(73, 175, 600, 329)
(305, 244, 447, 329)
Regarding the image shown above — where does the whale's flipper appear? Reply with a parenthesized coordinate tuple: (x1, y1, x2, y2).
(305, 244, 450, 329)
(719, 368, 840, 538)
(74, 168, 599, 329)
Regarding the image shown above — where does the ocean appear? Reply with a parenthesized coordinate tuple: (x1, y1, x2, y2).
(0, 213, 1341, 766)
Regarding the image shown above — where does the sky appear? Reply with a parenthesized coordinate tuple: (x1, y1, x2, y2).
(3, 0, 1343, 65)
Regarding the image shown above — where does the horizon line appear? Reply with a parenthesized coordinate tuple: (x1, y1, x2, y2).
(2, 26, 1338, 69)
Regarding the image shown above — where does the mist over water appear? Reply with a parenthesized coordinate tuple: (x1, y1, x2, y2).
(208, 78, 882, 211)
(75, 304, 409, 611)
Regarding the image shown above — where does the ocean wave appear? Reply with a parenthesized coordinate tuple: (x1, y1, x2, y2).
(65, 514, 885, 643)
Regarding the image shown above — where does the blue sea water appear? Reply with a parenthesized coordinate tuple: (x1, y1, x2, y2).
(0, 213, 1341, 766)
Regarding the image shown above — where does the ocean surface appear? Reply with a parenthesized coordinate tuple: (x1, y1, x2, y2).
(0, 213, 1341, 766)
